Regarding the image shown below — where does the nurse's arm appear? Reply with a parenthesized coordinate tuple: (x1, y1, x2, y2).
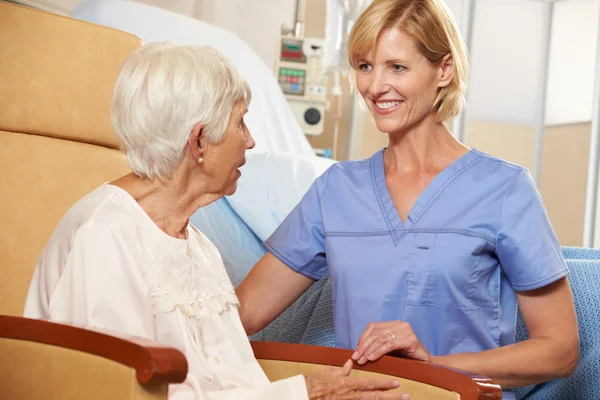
(433, 277, 579, 388)
(236, 252, 315, 336)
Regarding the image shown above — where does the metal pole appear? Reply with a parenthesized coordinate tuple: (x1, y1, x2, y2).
(582, 4, 600, 248)
(532, 2, 554, 185)
(294, 0, 306, 38)
(347, 90, 365, 160)
(453, 0, 475, 143)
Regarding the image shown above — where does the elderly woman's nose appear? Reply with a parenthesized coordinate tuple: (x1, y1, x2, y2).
(245, 130, 256, 150)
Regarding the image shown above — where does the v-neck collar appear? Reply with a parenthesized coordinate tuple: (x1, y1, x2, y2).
(370, 148, 481, 246)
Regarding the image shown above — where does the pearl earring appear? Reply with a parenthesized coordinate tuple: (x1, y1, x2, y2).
(198, 157, 204, 164)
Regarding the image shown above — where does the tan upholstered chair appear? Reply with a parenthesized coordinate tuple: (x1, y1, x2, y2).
(0, 0, 138, 318)
(0, 2, 501, 399)
(0, 2, 187, 399)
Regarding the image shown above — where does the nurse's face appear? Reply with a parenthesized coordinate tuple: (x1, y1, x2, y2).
(355, 27, 451, 135)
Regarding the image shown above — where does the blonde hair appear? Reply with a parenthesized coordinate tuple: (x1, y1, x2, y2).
(112, 42, 251, 180)
(348, 0, 468, 121)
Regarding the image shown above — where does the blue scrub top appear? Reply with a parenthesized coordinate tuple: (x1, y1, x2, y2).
(265, 148, 568, 359)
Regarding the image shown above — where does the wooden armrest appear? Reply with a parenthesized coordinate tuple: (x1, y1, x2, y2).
(0, 315, 187, 385)
(251, 341, 502, 400)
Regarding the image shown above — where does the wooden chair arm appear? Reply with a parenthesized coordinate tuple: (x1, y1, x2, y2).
(0, 315, 187, 385)
(251, 341, 502, 400)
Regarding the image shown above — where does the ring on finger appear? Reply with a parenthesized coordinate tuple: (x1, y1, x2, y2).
(389, 332, 397, 341)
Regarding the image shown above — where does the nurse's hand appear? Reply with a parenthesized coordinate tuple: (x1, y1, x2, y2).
(305, 359, 410, 399)
(352, 321, 432, 365)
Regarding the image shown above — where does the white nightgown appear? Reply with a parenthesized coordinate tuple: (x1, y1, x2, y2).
(24, 184, 308, 400)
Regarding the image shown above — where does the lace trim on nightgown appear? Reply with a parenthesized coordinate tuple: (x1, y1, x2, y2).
(137, 225, 239, 318)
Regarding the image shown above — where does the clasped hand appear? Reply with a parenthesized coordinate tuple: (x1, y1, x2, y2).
(351, 321, 432, 365)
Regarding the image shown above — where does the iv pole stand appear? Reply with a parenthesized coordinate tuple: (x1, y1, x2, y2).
(453, 0, 476, 143)
(531, 2, 554, 185)
(582, 4, 600, 248)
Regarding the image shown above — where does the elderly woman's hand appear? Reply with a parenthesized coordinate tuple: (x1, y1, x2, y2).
(305, 359, 410, 399)
(352, 321, 432, 365)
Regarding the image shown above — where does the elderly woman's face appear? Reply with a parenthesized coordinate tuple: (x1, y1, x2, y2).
(355, 27, 446, 135)
(203, 100, 254, 196)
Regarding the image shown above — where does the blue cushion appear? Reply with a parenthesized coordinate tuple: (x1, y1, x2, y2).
(515, 258, 600, 399)
(189, 198, 266, 287)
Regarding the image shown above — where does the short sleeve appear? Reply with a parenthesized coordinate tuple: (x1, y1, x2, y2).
(496, 169, 568, 291)
(263, 173, 329, 280)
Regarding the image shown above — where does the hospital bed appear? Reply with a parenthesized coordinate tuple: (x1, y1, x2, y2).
(0, 1, 501, 399)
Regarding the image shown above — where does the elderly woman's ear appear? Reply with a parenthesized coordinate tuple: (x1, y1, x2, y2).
(188, 122, 206, 163)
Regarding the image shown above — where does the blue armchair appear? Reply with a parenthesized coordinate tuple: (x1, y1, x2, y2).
(514, 250, 600, 399)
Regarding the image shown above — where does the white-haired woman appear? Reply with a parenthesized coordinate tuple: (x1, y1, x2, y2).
(23, 43, 408, 400)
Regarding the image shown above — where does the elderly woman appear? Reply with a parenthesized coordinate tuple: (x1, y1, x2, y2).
(237, 0, 579, 398)
(23, 42, 408, 400)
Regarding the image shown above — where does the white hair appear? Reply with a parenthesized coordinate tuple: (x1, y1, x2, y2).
(111, 42, 251, 180)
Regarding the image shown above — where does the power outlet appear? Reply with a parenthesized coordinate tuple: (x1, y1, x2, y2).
(308, 84, 325, 96)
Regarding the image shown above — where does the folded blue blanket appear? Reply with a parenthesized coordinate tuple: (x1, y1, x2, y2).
(250, 272, 335, 347)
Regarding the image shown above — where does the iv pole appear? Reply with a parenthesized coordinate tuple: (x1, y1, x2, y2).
(282, 0, 306, 38)
(453, 0, 476, 143)
(531, 2, 554, 185)
(582, 4, 600, 248)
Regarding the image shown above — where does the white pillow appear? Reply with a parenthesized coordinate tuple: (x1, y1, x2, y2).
(227, 152, 336, 242)
(189, 198, 266, 287)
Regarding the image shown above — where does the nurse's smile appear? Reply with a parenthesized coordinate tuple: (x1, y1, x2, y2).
(373, 100, 404, 115)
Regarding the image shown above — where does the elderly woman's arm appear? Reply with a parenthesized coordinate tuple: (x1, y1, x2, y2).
(352, 277, 579, 388)
(236, 252, 314, 335)
(180, 364, 405, 400)
(173, 366, 404, 400)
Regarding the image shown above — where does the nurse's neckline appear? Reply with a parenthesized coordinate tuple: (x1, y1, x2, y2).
(372, 147, 481, 244)
(380, 146, 477, 169)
